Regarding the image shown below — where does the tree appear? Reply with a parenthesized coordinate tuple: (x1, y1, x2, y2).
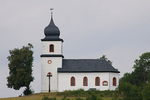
(120, 52, 150, 86)
(7, 43, 34, 95)
(100, 55, 112, 65)
(142, 83, 150, 100)
(132, 52, 150, 86)
(119, 72, 132, 84)
(118, 52, 150, 99)
(118, 82, 142, 100)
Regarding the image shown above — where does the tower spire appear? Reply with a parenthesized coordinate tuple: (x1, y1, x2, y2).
(41, 8, 63, 42)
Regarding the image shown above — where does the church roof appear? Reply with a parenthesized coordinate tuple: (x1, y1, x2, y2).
(58, 59, 120, 73)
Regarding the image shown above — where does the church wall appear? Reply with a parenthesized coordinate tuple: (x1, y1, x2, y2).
(57, 72, 119, 92)
(42, 41, 62, 55)
(41, 57, 62, 92)
(109, 73, 119, 90)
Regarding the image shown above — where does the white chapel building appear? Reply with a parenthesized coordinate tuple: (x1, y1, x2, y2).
(41, 13, 120, 92)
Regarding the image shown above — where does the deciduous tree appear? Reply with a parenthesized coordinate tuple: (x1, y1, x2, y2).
(7, 43, 34, 95)
(132, 52, 150, 86)
(118, 52, 150, 99)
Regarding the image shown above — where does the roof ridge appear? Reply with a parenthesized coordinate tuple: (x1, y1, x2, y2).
(63, 59, 105, 60)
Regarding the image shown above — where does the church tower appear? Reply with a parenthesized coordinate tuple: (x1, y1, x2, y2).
(41, 11, 63, 92)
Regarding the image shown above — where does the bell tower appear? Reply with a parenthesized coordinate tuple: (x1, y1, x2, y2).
(41, 10, 64, 92)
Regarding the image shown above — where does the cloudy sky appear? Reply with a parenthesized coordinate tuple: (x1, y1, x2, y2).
(0, 0, 150, 98)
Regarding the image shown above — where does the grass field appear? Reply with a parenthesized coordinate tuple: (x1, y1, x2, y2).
(0, 90, 115, 100)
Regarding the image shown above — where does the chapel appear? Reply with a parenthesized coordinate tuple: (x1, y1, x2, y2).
(41, 12, 120, 92)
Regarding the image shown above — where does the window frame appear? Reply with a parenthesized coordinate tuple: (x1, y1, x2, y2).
(83, 77, 88, 86)
(49, 44, 54, 52)
(95, 77, 100, 86)
(103, 81, 108, 86)
(113, 77, 117, 86)
(70, 76, 75, 86)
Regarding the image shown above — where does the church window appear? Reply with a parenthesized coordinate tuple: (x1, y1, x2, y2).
(71, 76, 75, 86)
(49, 44, 54, 52)
(83, 77, 88, 86)
(113, 77, 117, 86)
(47, 60, 52, 64)
(95, 77, 100, 86)
(103, 81, 108, 86)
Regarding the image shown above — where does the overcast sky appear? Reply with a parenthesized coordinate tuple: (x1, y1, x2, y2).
(0, 0, 150, 98)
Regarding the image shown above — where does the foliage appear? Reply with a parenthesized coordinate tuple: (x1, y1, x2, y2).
(23, 86, 34, 95)
(57, 89, 86, 97)
(7, 43, 34, 95)
(42, 96, 56, 100)
(119, 82, 142, 100)
(112, 88, 120, 100)
(100, 55, 112, 65)
(118, 52, 150, 100)
(57, 89, 115, 98)
(119, 73, 132, 84)
(86, 94, 103, 100)
(75, 97, 84, 100)
(132, 52, 150, 86)
(120, 52, 150, 86)
(61, 96, 84, 100)
(142, 83, 150, 100)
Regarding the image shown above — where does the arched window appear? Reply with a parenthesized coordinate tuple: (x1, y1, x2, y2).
(83, 77, 88, 86)
(49, 44, 54, 52)
(70, 76, 75, 86)
(103, 81, 108, 86)
(113, 77, 117, 86)
(95, 77, 100, 86)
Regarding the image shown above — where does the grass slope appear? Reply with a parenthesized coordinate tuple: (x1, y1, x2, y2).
(0, 90, 114, 100)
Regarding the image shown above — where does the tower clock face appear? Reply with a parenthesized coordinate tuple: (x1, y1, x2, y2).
(47, 60, 52, 64)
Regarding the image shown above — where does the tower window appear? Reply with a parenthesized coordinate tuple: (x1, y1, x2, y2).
(95, 77, 100, 86)
(113, 77, 117, 86)
(70, 76, 75, 86)
(49, 44, 54, 52)
(83, 77, 88, 86)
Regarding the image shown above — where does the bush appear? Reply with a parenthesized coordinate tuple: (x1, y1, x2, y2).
(86, 94, 103, 100)
(57, 89, 87, 97)
(23, 87, 34, 95)
(118, 82, 142, 100)
(99, 93, 104, 97)
(57, 89, 116, 99)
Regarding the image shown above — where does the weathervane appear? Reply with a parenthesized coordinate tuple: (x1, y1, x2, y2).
(50, 8, 54, 15)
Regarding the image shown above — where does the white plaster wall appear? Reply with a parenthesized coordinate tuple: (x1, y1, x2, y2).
(58, 72, 119, 92)
(41, 57, 62, 92)
(42, 41, 62, 55)
(41, 40, 63, 92)
(109, 73, 119, 90)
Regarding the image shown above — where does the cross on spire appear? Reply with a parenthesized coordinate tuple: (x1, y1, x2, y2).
(50, 8, 54, 15)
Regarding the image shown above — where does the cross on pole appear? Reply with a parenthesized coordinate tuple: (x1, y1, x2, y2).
(47, 72, 52, 92)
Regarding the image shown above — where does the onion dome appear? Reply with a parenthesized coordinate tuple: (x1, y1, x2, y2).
(41, 12, 63, 42)
(44, 14, 60, 37)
